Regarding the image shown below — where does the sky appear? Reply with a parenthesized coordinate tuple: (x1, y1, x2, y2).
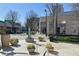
(0, 3, 71, 26)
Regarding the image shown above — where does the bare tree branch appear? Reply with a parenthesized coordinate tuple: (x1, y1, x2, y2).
(46, 3, 64, 35)
(25, 10, 38, 32)
(5, 10, 19, 33)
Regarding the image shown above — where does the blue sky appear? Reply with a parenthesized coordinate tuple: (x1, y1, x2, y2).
(0, 3, 71, 26)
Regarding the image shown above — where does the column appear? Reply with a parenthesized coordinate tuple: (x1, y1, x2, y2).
(47, 17, 49, 36)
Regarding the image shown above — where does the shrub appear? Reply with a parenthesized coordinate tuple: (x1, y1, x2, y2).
(49, 35, 79, 43)
(38, 36, 44, 41)
(46, 43, 54, 49)
(49, 35, 58, 42)
(59, 37, 71, 42)
(56, 36, 79, 42)
(27, 44, 35, 49)
(10, 38, 19, 46)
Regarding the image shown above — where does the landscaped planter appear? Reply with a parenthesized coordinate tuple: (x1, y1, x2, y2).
(10, 38, 19, 46)
(47, 47, 54, 52)
(26, 37, 34, 43)
(27, 44, 35, 53)
(38, 36, 45, 42)
(46, 43, 54, 52)
(28, 49, 35, 53)
(1, 34, 10, 47)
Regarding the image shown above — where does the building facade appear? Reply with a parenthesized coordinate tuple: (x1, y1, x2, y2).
(39, 11, 79, 35)
(0, 20, 22, 34)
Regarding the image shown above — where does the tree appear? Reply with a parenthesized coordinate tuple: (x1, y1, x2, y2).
(5, 10, 19, 33)
(25, 10, 38, 32)
(46, 3, 64, 35)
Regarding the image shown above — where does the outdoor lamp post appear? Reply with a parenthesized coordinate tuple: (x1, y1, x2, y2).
(45, 9, 48, 36)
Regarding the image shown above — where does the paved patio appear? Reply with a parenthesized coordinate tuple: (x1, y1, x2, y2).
(46, 42, 79, 56)
(0, 33, 79, 56)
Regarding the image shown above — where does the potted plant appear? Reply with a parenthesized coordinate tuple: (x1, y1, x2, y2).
(38, 36, 45, 42)
(27, 44, 35, 53)
(10, 38, 19, 46)
(46, 43, 54, 52)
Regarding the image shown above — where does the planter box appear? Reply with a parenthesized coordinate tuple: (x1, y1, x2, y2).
(26, 37, 34, 43)
(47, 47, 54, 52)
(1, 34, 10, 47)
(39, 39, 46, 42)
(28, 49, 35, 53)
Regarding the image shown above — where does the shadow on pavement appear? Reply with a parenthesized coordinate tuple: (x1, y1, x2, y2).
(1, 46, 28, 56)
(11, 44, 21, 47)
(5, 52, 28, 56)
(34, 42, 43, 46)
(2, 47, 14, 52)
(29, 52, 39, 55)
(2, 46, 14, 56)
(49, 50, 59, 56)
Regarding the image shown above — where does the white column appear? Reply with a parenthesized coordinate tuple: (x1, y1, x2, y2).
(47, 18, 49, 36)
(53, 19, 55, 35)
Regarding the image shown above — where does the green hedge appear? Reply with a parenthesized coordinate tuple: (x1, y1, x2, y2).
(49, 35, 79, 42)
